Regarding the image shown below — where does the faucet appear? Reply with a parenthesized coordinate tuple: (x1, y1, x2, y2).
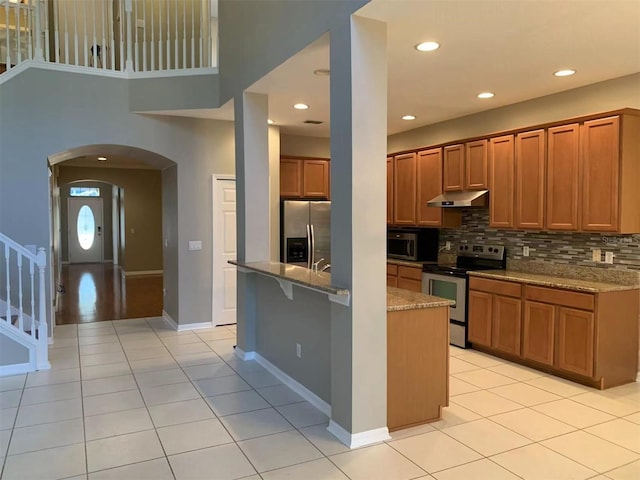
(320, 263, 331, 272)
(311, 258, 325, 272)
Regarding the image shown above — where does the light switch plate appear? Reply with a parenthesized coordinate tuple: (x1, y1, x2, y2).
(592, 248, 601, 262)
(188, 240, 202, 251)
(522, 246, 530, 257)
(604, 251, 614, 264)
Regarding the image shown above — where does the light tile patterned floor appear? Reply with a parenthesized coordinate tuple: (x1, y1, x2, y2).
(1, 317, 639, 480)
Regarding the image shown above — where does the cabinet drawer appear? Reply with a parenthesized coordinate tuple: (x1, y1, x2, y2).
(398, 266, 422, 281)
(387, 264, 398, 276)
(469, 277, 521, 297)
(525, 286, 594, 311)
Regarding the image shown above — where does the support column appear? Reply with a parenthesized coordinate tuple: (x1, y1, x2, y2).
(234, 92, 270, 358)
(328, 16, 388, 447)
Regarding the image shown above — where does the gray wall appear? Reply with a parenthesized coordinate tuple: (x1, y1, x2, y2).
(280, 134, 331, 158)
(162, 165, 179, 323)
(0, 336, 29, 366)
(59, 181, 114, 263)
(388, 73, 640, 153)
(255, 275, 331, 403)
(218, 0, 368, 103)
(129, 73, 220, 112)
(0, 68, 235, 326)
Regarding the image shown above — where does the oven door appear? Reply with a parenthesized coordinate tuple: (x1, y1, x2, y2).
(422, 272, 467, 348)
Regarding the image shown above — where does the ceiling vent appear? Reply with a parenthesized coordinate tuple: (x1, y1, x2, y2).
(303, 120, 323, 125)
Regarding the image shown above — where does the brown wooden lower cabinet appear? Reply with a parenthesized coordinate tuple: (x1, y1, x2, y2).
(469, 276, 639, 389)
(387, 263, 422, 293)
(387, 306, 449, 431)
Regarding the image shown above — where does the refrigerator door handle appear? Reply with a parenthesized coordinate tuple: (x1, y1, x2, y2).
(306, 224, 312, 269)
(310, 224, 315, 268)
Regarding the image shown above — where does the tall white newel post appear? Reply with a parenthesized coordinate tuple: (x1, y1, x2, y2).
(327, 16, 389, 447)
(234, 92, 270, 358)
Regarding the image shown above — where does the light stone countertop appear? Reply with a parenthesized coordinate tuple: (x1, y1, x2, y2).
(387, 258, 437, 268)
(229, 260, 349, 296)
(230, 260, 453, 310)
(469, 270, 639, 293)
(387, 287, 455, 312)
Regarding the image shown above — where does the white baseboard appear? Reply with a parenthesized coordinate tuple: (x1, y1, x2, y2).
(253, 352, 331, 417)
(123, 270, 163, 277)
(0, 362, 33, 376)
(162, 311, 213, 332)
(327, 420, 391, 449)
(234, 347, 255, 361)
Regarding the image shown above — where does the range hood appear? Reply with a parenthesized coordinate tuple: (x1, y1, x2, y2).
(427, 190, 489, 208)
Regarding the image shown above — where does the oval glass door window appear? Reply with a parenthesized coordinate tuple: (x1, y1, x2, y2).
(77, 205, 95, 250)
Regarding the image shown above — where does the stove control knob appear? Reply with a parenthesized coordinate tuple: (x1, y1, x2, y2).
(488, 247, 494, 252)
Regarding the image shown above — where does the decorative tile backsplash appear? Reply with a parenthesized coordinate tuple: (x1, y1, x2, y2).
(439, 209, 640, 272)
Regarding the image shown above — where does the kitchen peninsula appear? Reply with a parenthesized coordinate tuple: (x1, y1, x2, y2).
(230, 260, 453, 432)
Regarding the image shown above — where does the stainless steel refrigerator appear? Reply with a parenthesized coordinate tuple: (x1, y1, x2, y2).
(281, 200, 331, 270)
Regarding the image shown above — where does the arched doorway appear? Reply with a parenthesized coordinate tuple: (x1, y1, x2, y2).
(48, 145, 176, 325)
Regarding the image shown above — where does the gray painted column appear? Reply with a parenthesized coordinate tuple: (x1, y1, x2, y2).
(328, 16, 389, 446)
(234, 92, 270, 356)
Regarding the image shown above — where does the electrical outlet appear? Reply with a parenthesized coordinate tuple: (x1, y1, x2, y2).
(445, 241, 451, 251)
(162, 288, 166, 296)
(604, 251, 614, 264)
(296, 343, 301, 358)
(592, 248, 601, 262)
(188, 240, 202, 251)
(522, 246, 530, 257)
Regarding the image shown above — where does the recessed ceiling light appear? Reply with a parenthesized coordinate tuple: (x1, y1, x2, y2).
(477, 92, 494, 99)
(267, 119, 274, 125)
(293, 103, 309, 110)
(97, 156, 107, 161)
(402, 115, 416, 121)
(314, 68, 330, 76)
(415, 41, 440, 52)
(554, 69, 576, 77)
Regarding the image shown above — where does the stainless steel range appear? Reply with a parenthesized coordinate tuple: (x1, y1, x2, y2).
(422, 244, 506, 348)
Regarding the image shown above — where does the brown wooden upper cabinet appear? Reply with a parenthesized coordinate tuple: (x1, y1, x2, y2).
(280, 157, 330, 199)
(417, 148, 462, 227)
(387, 157, 394, 225)
(393, 153, 417, 225)
(443, 140, 488, 191)
(443, 144, 464, 191)
(489, 135, 515, 228)
(515, 130, 546, 229)
(547, 123, 580, 231)
(465, 139, 489, 190)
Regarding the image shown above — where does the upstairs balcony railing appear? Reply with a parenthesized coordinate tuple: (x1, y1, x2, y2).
(1, 0, 215, 75)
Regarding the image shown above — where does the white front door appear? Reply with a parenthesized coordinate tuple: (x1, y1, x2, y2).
(212, 176, 237, 325)
(68, 197, 104, 263)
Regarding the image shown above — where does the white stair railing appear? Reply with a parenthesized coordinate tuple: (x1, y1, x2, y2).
(1, 0, 214, 75)
(0, 232, 49, 371)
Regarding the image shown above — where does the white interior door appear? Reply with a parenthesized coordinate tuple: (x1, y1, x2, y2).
(68, 197, 104, 263)
(212, 176, 237, 325)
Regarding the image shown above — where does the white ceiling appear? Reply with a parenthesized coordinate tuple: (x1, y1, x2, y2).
(151, 0, 640, 138)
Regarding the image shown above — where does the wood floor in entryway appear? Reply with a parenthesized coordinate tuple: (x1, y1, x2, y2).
(56, 264, 163, 324)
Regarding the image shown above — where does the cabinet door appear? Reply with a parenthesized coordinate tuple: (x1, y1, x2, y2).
(398, 278, 422, 293)
(387, 157, 394, 225)
(489, 135, 515, 228)
(468, 290, 492, 347)
(581, 116, 620, 232)
(416, 148, 443, 226)
(523, 301, 555, 365)
(492, 295, 522, 355)
(557, 307, 595, 377)
(547, 124, 580, 230)
(465, 140, 488, 190)
(387, 275, 398, 288)
(443, 145, 464, 192)
(302, 160, 330, 198)
(280, 159, 302, 197)
(393, 153, 417, 225)
(516, 130, 546, 229)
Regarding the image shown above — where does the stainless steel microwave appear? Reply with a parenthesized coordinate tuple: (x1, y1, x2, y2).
(387, 229, 439, 262)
